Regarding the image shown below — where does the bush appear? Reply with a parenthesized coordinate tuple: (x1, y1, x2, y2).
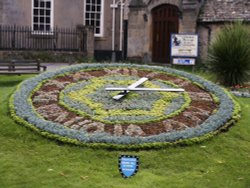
(208, 22, 250, 86)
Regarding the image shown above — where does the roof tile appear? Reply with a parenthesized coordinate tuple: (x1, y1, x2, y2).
(198, 0, 250, 22)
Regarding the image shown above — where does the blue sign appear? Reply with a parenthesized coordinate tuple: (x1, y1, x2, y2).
(119, 155, 139, 178)
(173, 58, 196, 65)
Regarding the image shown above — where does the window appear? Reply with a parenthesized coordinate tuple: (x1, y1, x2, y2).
(84, 0, 104, 37)
(32, 0, 53, 33)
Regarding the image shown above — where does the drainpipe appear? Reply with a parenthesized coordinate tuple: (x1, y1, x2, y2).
(111, 0, 118, 62)
(119, 0, 124, 51)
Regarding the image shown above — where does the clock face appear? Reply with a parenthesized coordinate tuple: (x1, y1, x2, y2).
(12, 64, 236, 147)
(60, 74, 187, 125)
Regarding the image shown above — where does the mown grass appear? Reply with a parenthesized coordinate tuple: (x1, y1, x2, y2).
(0, 75, 249, 188)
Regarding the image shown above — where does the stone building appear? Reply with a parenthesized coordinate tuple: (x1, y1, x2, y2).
(198, 0, 250, 60)
(0, 0, 249, 63)
(0, 0, 121, 59)
(127, 0, 204, 63)
(127, 0, 250, 63)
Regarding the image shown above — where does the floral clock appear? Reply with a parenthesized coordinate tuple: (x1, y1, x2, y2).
(10, 63, 240, 149)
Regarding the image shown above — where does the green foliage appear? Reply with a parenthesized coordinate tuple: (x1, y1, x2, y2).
(208, 22, 250, 86)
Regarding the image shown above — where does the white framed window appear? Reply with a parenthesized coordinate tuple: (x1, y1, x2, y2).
(84, 0, 104, 37)
(32, 0, 54, 34)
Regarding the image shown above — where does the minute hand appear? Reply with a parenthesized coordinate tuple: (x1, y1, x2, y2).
(105, 88, 185, 92)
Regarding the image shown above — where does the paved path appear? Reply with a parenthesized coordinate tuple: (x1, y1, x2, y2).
(41, 63, 72, 71)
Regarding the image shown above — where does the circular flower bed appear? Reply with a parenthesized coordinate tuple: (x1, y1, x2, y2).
(10, 63, 241, 149)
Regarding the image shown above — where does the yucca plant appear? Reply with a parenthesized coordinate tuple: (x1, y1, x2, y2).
(208, 22, 250, 86)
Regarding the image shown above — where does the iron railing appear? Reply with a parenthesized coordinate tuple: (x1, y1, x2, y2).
(0, 25, 81, 51)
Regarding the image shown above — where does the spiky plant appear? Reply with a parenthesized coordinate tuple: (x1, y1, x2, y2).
(208, 22, 250, 86)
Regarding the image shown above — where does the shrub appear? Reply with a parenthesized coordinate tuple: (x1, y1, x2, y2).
(208, 22, 250, 86)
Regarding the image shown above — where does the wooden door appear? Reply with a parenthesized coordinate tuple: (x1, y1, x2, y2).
(152, 4, 179, 63)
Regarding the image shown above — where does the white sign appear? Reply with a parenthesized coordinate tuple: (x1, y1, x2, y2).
(171, 34, 198, 57)
(173, 58, 196, 65)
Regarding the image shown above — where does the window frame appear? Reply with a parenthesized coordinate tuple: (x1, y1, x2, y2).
(31, 0, 54, 35)
(83, 0, 104, 37)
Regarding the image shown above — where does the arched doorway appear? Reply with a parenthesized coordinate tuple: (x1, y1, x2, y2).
(152, 4, 179, 63)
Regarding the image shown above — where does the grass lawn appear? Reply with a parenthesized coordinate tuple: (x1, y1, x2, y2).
(0, 74, 249, 188)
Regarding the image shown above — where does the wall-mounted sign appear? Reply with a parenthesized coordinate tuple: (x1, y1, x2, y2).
(171, 34, 198, 57)
(173, 58, 196, 65)
(119, 155, 139, 178)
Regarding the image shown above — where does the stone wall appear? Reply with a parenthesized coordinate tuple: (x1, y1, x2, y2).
(77, 25, 95, 58)
(127, 0, 200, 62)
(0, 0, 122, 61)
(0, 0, 120, 55)
(54, 0, 83, 27)
(0, 25, 94, 62)
(127, 5, 149, 61)
(0, 1, 3, 24)
(128, 0, 227, 62)
(147, 0, 181, 11)
(1, 0, 31, 25)
(0, 0, 84, 27)
(197, 23, 237, 61)
(180, 0, 205, 33)
(0, 51, 88, 63)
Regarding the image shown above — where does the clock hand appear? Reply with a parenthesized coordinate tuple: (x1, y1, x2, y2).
(111, 77, 148, 100)
(105, 87, 185, 92)
(105, 77, 185, 100)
